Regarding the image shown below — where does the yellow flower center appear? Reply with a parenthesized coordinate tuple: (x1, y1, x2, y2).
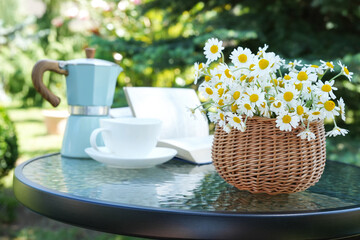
(233, 116, 241, 123)
(218, 88, 224, 97)
(344, 67, 350, 75)
(249, 64, 255, 71)
(283, 92, 294, 102)
(321, 84, 332, 92)
(220, 112, 224, 121)
(311, 64, 319, 68)
(205, 87, 213, 95)
(324, 100, 335, 111)
(244, 103, 252, 110)
(216, 74, 222, 79)
(273, 79, 278, 86)
(224, 69, 232, 78)
(297, 71, 308, 81)
(205, 76, 211, 82)
(198, 63, 203, 69)
(312, 111, 321, 115)
(233, 91, 240, 100)
(258, 59, 269, 70)
(307, 87, 311, 93)
(279, 80, 284, 88)
(260, 102, 266, 108)
(282, 115, 292, 124)
(295, 83, 302, 91)
(238, 54, 247, 63)
(269, 97, 275, 101)
(215, 82, 222, 88)
(240, 75, 247, 81)
(231, 103, 238, 112)
(297, 105, 304, 115)
(326, 62, 334, 69)
(250, 94, 259, 103)
(210, 45, 218, 54)
(248, 76, 254, 82)
(218, 99, 224, 106)
(274, 102, 282, 108)
(284, 75, 291, 80)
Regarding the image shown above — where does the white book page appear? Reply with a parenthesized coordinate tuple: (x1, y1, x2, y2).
(124, 87, 209, 140)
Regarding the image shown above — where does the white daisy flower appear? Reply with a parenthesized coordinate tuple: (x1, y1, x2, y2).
(279, 85, 299, 107)
(194, 62, 207, 84)
(326, 126, 349, 137)
(316, 80, 337, 101)
(273, 55, 286, 69)
(228, 82, 242, 102)
(207, 111, 218, 123)
(297, 129, 316, 141)
(320, 60, 335, 72)
(307, 109, 325, 121)
(230, 102, 239, 113)
(337, 97, 346, 121)
(218, 63, 235, 80)
(302, 84, 315, 100)
(258, 100, 271, 118)
(320, 100, 340, 119)
(238, 100, 256, 117)
(270, 99, 285, 115)
(245, 86, 265, 107)
(338, 61, 353, 82)
(227, 113, 246, 132)
(294, 103, 308, 119)
(253, 52, 277, 77)
(289, 67, 317, 83)
(284, 60, 303, 69)
(305, 63, 325, 75)
(217, 109, 227, 127)
(276, 112, 300, 131)
(203, 38, 224, 64)
(198, 82, 215, 100)
(257, 44, 269, 57)
(230, 47, 254, 68)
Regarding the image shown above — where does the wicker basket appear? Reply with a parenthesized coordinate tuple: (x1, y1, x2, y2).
(212, 116, 326, 195)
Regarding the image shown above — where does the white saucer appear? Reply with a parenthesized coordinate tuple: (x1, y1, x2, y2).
(85, 147, 177, 169)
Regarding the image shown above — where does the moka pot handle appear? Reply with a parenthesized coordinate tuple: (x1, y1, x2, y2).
(31, 60, 68, 107)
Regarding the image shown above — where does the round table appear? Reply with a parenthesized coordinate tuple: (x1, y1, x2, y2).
(13, 154, 360, 239)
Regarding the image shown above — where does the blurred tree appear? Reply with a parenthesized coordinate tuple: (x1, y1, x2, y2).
(89, 0, 359, 133)
(0, 0, 87, 107)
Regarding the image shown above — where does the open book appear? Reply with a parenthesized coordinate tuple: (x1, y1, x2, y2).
(123, 87, 213, 164)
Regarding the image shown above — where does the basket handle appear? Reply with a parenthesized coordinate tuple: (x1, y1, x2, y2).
(31, 60, 68, 107)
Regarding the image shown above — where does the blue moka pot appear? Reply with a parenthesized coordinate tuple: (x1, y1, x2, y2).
(32, 48, 122, 158)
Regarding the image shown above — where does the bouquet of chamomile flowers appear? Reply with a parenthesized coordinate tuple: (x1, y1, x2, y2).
(193, 38, 353, 141)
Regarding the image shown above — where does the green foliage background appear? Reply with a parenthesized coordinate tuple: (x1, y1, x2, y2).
(0, 106, 18, 181)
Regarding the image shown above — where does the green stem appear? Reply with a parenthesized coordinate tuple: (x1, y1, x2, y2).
(319, 69, 328, 81)
(220, 52, 225, 63)
(270, 73, 279, 94)
(328, 72, 343, 82)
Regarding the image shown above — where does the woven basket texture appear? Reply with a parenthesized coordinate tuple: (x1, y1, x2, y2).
(212, 116, 326, 195)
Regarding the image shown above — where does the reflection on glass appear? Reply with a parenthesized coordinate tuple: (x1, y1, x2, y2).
(22, 155, 360, 212)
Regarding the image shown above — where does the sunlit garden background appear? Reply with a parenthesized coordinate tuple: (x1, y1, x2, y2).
(0, 0, 359, 239)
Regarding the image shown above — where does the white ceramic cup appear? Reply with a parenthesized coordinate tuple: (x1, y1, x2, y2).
(90, 118, 162, 158)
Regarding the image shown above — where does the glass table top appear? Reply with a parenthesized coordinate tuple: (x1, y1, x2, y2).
(21, 154, 360, 213)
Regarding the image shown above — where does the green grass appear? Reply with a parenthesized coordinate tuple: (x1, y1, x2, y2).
(1, 107, 147, 240)
(7, 107, 63, 162)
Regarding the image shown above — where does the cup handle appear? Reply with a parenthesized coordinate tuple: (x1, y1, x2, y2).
(90, 128, 109, 154)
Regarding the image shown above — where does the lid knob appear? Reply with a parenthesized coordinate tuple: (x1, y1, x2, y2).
(85, 48, 96, 59)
